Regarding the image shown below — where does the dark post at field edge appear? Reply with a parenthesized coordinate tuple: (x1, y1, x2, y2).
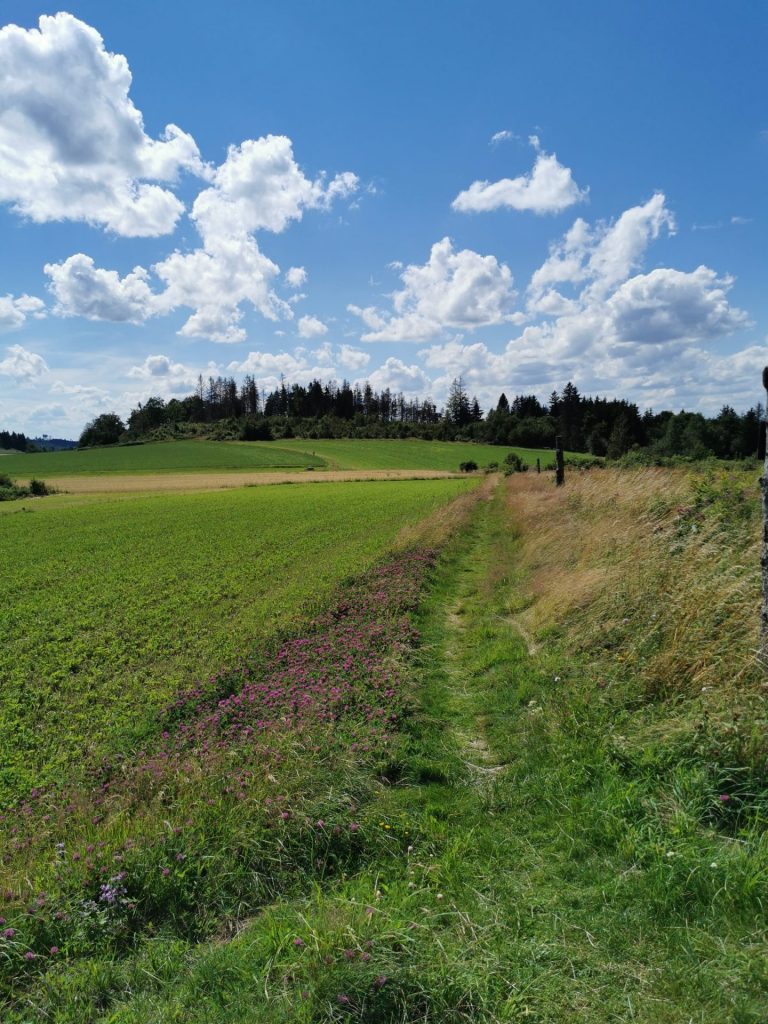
(761, 368, 768, 664)
(555, 436, 565, 487)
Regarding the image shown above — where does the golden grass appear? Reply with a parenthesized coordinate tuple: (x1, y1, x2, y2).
(45, 468, 461, 494)
(394, 472, 496, 550)
(505, 467, 764, 702)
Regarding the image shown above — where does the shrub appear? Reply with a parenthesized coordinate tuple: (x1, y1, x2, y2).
(459, 461, 478, 473)
(0, 476, 52, 501)
(502, 453, 527, 475)
(240, 418, 274, 441)
(563, 456, 603, 470)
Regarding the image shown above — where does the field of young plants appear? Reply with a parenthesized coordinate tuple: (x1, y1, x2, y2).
(0, 477, 474, 805)
(275, 438, 561, 471)
(0, 440, 322, 478)
(0, 437, 576, 482)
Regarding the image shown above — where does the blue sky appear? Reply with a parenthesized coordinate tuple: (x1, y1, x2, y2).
(0, 1, 766, 437)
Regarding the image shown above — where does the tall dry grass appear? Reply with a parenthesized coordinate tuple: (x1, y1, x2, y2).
(506, 465, 766, 766)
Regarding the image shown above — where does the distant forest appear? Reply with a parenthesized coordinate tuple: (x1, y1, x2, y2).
(0, 432, 77, 454)
(0, 430, 31, 453)
(70, 374, 766, 461)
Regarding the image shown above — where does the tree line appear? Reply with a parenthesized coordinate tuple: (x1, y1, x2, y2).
(0, 430, 32, 452)
(74, 374, 764, 461)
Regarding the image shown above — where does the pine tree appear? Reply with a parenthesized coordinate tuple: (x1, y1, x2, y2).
(446, 377, 471, 426)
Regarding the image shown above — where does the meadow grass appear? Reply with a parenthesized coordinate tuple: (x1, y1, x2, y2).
(0, 439, 323, 478)
(274, 438, 569, 472)
(2, 466, 764, 1022)
(0, 478, 474, 804)
(94, 468, 767, 1022)
(0, 438, 582, 481)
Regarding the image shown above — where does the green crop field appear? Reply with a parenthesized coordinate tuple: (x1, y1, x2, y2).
(0, 437, 583, 480)
(256, 438, 565, 471)
(0, 478, 474, 804)
(0, 439, 323, 478)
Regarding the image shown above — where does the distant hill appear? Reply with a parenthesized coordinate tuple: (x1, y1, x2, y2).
(32, 437, 77, 451)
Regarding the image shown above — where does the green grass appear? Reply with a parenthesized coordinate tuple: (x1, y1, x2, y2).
(0, 478, 473, 804)
(13, 479, 764, 1022)
(3, 470, 763, 1021)
(0, 440, 323, 477)
(271, 438, 569, 472)
(0, 438, 582, 479)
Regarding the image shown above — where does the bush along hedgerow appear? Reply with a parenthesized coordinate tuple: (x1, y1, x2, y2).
(0, 549, 438, 1002)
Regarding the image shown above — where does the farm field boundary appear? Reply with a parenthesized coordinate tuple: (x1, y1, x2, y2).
(32, 468, 461, 494)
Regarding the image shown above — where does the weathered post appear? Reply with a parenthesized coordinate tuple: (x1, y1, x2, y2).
(761, 368, 768, 662)
(555, 436, 565, 487)
(536, 458, 541, 474)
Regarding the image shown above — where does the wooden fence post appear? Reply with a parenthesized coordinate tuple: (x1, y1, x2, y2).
(555, 436, 565, 487)
(536, 458, 541, 474)
(761, 368, 768, 663)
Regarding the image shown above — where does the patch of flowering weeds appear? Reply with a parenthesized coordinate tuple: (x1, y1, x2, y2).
(0, 549, 436, 991)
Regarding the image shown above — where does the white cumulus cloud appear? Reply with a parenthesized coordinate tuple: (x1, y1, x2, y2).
(0, 343, 49, 380)
(285, 266, 307, 288)
(366, 357, 432, 395)
(338, 345, 370, 370)
(606, 266, 750, 346)
(191, 136, 357, 247)
(45, 254, 159, 323)
(452, 137, 587, 215)
(297, 315, 328, 338)
(44, 132, 358, 342)
(127, 354, 204, 392)
(413, 194, 752, 413)
(0, 294, 45, 330)
(348, 237, 517, 342)
(0, 13, 208, 236)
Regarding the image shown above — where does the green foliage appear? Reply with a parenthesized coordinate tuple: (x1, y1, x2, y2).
(0, 479, 473, 803)
(458, 460, 478, 473)
(0, 440, 323, 478)
(502, 452, 527, 475)
(563, 454, 603, 470)
(78, 413, 125, 449)
(239, 418, 274, 441)
(0, 474, 51, 501)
